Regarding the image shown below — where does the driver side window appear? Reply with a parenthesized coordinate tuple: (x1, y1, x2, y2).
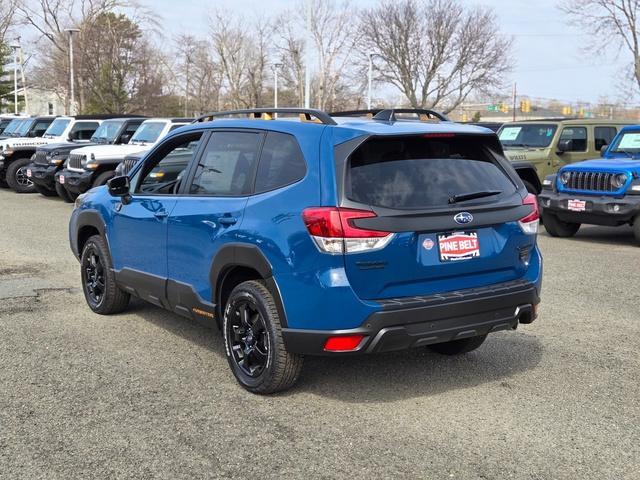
(135, 132, 203, 195)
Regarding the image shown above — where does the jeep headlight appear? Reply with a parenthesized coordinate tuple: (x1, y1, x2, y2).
(559, 171, 571, 185)
(80, 155, 89, 167)
(611, 173, 628, 189)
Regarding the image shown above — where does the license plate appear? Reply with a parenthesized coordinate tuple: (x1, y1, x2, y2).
(59, 175, 65, 184)
(26, 169, 32, 178)
(568, 199, 586, 212)
(438, 231, 480, 262)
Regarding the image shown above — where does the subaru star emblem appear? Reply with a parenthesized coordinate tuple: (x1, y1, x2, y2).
(454, 212, 473, 225)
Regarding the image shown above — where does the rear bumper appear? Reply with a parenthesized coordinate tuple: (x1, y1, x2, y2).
(57, 168, 94, 194)
(28, 163, 59, 189)
(539, 190, 640, 225)
(282, 279, 540, 355)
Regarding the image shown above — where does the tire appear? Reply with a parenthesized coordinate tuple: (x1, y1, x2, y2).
(34, 184, 58, 197)
(542, 211, 580, 237)
(427, 334, 488, 355)
(92, 171, 115, 189)
(80, 234, 130, 315)
(633, 215, 640, 246)
(223, 280, 303, 394)
(6, 157, 36, 193)
(522, 180, 538, 195)
(55, 181, 74, 203)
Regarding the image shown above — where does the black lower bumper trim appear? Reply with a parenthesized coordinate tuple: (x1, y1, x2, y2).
(28, 163, 59, 189)
(539, 190, 640, 225)
(282, 280, 539, 355)
(58, 168, 94, 194)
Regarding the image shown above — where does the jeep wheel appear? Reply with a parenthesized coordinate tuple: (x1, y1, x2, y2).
(223, 280, 303, 394)
(34, 184, 58, 197)
(6, 158, 36, 193)
(542, 211, 580, 237)
(92, 171, 115, 188)
(80, 234, 130, 314)
(55, 181, 73, 203)
(633, 215, 640, 246)
(427, 334, 488, 355)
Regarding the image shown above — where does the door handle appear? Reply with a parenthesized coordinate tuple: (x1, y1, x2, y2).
(154, 211, 168, 219)
(219, 216, 237, 226)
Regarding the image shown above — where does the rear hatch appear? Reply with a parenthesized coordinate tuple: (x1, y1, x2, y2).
(336, 133, 536, 300)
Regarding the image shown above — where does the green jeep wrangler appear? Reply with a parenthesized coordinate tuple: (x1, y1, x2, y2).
(497, 119, 634, 193)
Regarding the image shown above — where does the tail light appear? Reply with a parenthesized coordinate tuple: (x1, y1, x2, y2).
(519, 194, 539, 235)
(302, 207, 394, 254)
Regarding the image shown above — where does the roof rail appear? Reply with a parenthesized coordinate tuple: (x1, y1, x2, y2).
(195, 108, 337, 126)
(373, 109, 449, 123)
(329, 109, 383, 118)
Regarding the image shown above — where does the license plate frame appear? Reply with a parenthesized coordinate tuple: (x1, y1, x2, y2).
(437, 231, 480, 262)
(567, 199, 587, 212)
(58, 175, 65, 185)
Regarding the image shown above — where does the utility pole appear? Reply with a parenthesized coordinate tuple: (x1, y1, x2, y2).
(272, 63, 283, 109)
(512, 83, 517, 122)
(65, 28, 80, 115)
(304, 0, 311, 108)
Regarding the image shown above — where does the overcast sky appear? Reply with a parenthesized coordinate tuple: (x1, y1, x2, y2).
(144, 0, 629, 104)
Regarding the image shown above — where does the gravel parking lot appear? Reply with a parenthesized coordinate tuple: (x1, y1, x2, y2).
(0, 188, 638, 480)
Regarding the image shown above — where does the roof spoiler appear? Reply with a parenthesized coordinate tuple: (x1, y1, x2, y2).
(372, 109, 449, 123)
(195, 108, 337, 126)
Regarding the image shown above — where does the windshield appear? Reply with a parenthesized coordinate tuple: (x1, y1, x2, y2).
(130, 122, 165, 144)
(498, 124, 557, 148)
(43, 118, 71, 137)
(15, 119, 35, 136)
(91, 120, 124, 143)
(609, 132, 640, 155)
(2, 119, 23, 134)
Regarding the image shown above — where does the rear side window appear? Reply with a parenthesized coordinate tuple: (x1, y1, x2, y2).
(33, 120, 52, 136)
(595, 126, 617, 151)
(347, 135, 515, 210)
(254, 132, 306, 193)
(559, 127, 587, 151)
(70, 121, 99, 140)
(189, 131, 262, 196)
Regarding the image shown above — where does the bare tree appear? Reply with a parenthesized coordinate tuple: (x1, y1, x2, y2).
(0, 0, 19, 43)
(561, 0, 640, 92)
(359, 0, 512, 113)
(209, 11, 272, 109)
(277, 0, 359, 110)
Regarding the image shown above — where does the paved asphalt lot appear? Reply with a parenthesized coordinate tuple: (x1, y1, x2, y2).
(0, 189, 638, 480)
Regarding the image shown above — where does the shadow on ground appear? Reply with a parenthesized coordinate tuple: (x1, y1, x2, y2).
(126, 298, 544, 403)
(541, 224, 636, 247)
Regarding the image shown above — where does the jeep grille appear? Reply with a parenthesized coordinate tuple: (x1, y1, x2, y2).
(34, 151, 48, 165)
(69, 153, 85, 170)
(121, 157, 140, 175)
(564, 171, 617, 193)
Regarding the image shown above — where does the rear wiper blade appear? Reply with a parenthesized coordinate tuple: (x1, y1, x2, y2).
(449, 190, 502, 204)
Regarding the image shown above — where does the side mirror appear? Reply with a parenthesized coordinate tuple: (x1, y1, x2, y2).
(557, 139, 572, 154)
(119, 134, 131, 144)
(107, 175, 130, 201)
(600, 144, 608, 157)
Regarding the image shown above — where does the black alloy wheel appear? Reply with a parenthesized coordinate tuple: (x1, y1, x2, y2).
(226, 298, 270, 378)
(82, 247, 106, 308)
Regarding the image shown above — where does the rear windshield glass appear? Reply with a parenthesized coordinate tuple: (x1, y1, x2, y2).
(498, 124, 557, 148)
(347, 135, 515, 210)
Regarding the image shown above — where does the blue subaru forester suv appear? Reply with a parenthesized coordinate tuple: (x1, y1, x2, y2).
(539, 125, 640, 243)
(69, 108, 543, 394)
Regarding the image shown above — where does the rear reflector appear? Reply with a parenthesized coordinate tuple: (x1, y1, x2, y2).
(324, 335, 365, 352)
(302, 207, 394, 254)
(519, 194, 539, 235)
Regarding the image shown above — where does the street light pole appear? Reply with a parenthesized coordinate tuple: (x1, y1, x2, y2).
(65, 28, 80, 115)
(304, 0, 311, 108)
(272, 63, 283, 109)
(367, 53, 373, 110)
(10, 44, 18, 114)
